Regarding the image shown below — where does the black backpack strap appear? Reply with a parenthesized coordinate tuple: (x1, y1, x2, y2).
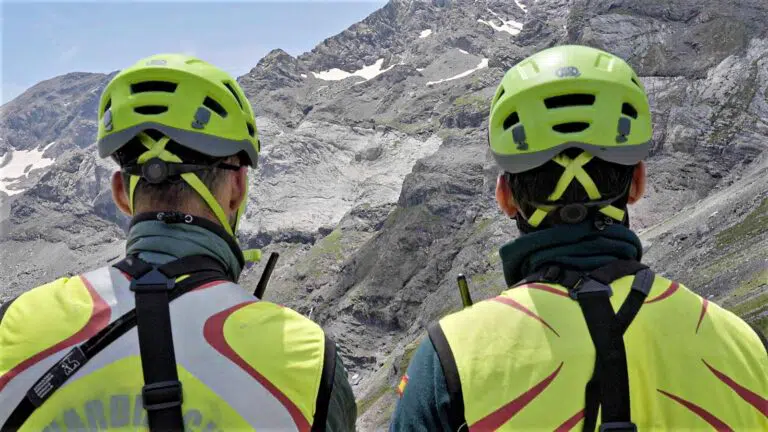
(130, 265, 184, 430)
(559, 262, 654, 432)
(311, 334, 337, 431)
(113, 255, 154, 279)
(2, 255, 230, 432)
(428, 323, 467, 431)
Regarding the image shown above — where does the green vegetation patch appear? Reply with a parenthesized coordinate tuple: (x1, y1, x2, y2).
(750, 314, 768, 336)
(453, 94, 487, 108)
(311, 229, 343, 261)
(726, 269, 768, 303)
(357, 384, 391, 417)
(397, 338, 423, 375)
(716, 198, 768, 248)
(472, 217, 493, 236)
(470, 271, 504, 287)
(728, 292, 768, 318)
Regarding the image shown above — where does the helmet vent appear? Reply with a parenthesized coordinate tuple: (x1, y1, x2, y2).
(246, 122, 256, 137)
(203, 97, 228, 118)
(134, 106, 169, 115)
(494, 87, 506, 105)
(631, 77, 641, 88)
(103, 98, 112, 114)
(503, 112, 520, 130)
(621, 103, 638, 119)
(224, 81, 244, 109)
(130, 81, 178, 94)
(553, 122, 590, 133)
(544, 94, 595, 109)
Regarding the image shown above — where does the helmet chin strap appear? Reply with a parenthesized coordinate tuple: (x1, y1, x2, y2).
(127, 132, 261, 263)
(522, 151, 627, 229)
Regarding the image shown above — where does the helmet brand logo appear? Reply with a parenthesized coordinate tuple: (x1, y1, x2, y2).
(512, 125, 528, 150)
(555, 66, 581, 78)
(146, 59, 167, 66)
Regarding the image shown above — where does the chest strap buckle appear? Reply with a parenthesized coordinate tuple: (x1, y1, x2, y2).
(142, 380, 183, 411)
(599, 421, 638, 432)
(129, 269, 175, 292)
(568, 277, 613, 300)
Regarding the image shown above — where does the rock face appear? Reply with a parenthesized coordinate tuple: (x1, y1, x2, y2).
(1, 0, 767, 428)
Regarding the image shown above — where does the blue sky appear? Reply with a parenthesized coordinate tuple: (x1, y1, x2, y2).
(1, 0, 387, 104)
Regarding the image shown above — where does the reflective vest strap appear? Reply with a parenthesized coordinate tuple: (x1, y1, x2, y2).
(120, 254, 232, 432)
(1, 255, 230, 432)
(310, 334, 338, 431)
(428, 323, 467, 431)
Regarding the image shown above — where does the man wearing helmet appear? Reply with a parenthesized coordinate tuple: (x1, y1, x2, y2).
(391, 45, 767, 431)
(0, 54, 356, 431)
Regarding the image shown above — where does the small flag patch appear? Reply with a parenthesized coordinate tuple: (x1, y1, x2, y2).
(396, 374, 409, 397)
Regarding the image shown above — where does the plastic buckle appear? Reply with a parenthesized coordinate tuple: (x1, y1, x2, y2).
(129, 268, 175, 293)
(156, 211, 191, 224)
(599, 422, 637, 432)
(569, 277, 613, 300)
(142, 381, 183, 411)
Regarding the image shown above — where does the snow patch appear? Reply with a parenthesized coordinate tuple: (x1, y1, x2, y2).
(300, 73, 307, 78)
(459, 49, 469, 54)
(426, 59, 489, 86)
(514, 0, 527, 12)
(311, 58, 397, 82)
(419, 29, 432, 38)
(478, 9, 524, 35)
(0, 141, 56, 195)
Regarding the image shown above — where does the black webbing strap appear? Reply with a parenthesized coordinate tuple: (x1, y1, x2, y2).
(515, 260, 654, 432)
(428, 323, 467, 431)
(311, 334, 338, 431)
(2, 255, 229, 432)
(131, 264, 184, 430)
(569, 262, 653, 432)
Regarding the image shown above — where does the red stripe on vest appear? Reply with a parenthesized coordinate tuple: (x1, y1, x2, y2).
(491, 296, 560, 337)
(0, 275, 111, 391)
(203, 301, 310, 431)
(645, 281, 679, 304)
(702, 359, 768, 416)
(523, 283, 570, 298)
(696, 299, 709, 334)
(554, 409, 585, 432)
(657, 389, 733, 431)
(470, 362, 564, 431)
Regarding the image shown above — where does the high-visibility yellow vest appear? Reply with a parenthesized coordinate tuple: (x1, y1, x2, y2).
(431, 273, 768, 431)
(0, 264, 331, 431)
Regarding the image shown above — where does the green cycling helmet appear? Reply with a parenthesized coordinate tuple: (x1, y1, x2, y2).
(488, 45, 652, 227)
(96, 53, 261, 262)
(97, 53, 259, 164)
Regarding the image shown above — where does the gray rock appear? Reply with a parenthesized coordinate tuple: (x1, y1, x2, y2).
(1, 0, 767, 428)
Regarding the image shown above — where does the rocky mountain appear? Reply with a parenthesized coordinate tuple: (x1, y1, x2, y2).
(2, 0, 767, 429)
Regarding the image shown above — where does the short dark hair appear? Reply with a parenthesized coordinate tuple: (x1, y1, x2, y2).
(114, 130, 239, 210)
(506, 148, 636, 227)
